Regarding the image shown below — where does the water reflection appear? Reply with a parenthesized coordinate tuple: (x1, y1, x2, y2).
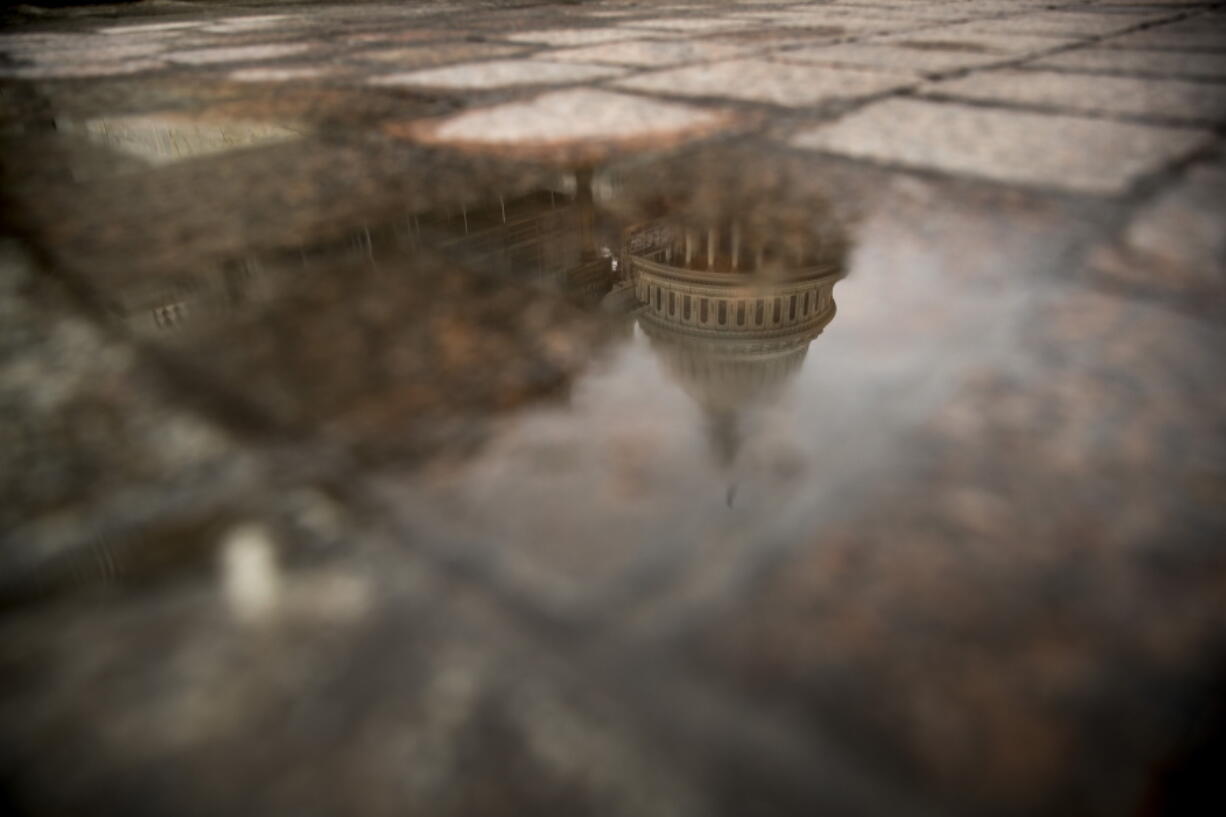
(413, 168, 617, 306)
(122, 163, 848, 477)
(397, 166, 851, 485)
(620, 213, 845, 469)
(350, 165, 858, 605)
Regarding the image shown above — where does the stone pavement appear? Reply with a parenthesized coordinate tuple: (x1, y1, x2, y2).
(1, 1, 1225, 816)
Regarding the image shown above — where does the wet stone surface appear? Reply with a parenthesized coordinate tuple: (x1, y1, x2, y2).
(2, 2, 1225, 817)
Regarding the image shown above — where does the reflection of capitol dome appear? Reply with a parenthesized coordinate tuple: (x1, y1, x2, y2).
(641, 327, 813, 413)
(624, 220, 846, 466)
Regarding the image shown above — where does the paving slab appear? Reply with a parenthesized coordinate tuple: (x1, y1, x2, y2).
(1100, 24, 1226, 50)
(167, 43, 317, 65)
(390, 88, 737, 160)
(942, 11, 1171, 36)
(368, 59, 625, 90)
(753, 13, 928, 36)
(814, 4, 972, 22)
(620, 17, 757, 34)
(228, 64, 339, 82)
(0, 59, 168, 79)
(775, 41, 1017, 74)
(926, 67, 1226, 123)
(614, 58, 914, 106)
(1088, 156, 1226, 301)
(501, 28, 650, 46)
(870, 30, 1080, 53)
(1029, 46, 1226, 78)
(791, 97, 1212, 193)
(347, 42, 528, 67)
(99, 21, 205, 35)
(536, 38, 759, 67)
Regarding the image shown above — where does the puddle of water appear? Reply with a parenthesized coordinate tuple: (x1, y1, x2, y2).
(369, 165, 1042, 613)
(50, 140, 1059, 614)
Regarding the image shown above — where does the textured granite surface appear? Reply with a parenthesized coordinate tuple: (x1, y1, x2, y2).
(1, 2, 1225, 817)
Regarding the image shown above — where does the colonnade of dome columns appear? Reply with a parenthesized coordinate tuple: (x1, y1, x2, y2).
(644, 222, 820, 274)
(635, 271, 835, 335)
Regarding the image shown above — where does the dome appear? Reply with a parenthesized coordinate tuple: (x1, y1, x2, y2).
(624, 217, 847, 465)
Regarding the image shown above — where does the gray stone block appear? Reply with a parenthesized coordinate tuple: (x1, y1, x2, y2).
(1030, 47, 1226, 80)
(614, 58, 914, 107)
(926, 68, 1226, 123)
(791, 97, 1211, 193)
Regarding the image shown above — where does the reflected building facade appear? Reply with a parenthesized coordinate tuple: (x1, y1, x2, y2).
(122, 172, 616, 333)
(415, 169, 616, 306)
